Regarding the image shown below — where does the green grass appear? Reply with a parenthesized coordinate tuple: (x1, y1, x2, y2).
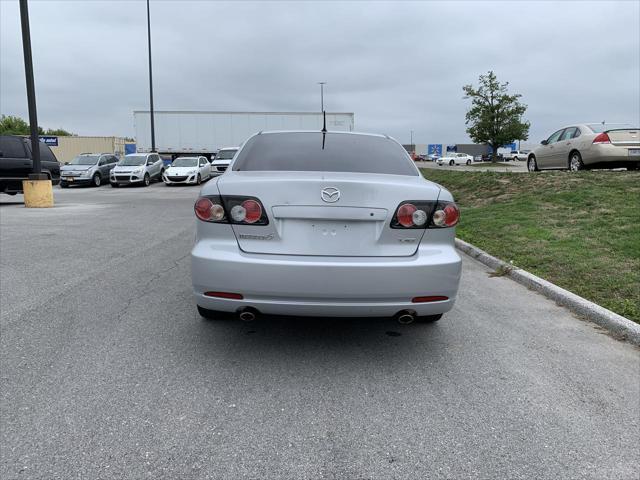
(421, 169, 640, 322)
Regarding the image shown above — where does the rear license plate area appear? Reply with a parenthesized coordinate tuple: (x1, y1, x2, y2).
(628, 149, 640, 157)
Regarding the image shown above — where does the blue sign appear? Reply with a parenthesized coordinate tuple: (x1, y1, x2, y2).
(427, 144, 442, 156)
(124, 143, 136, 155)
(39, 136, 58, 146)
(446, 144, 457, 153)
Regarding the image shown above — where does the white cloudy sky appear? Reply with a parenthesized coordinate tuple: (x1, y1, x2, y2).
(1, 0, 639, 145)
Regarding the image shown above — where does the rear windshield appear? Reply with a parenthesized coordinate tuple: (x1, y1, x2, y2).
(233, 132, 418, 176)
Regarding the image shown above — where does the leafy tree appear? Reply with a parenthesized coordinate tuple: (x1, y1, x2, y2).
(44, 127, 73, 136)
(463, 71, 529, 161)
(0, 115, 32, 135)
(0, 114, 74, 136)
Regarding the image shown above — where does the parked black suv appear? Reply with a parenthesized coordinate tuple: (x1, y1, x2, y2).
(0, 135, 61, 195)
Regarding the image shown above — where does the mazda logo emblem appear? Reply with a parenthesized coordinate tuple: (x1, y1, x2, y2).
(321, 187, 340, 203)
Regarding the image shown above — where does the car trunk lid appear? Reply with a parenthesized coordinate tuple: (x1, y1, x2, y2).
(606, 128, 640, 147)
(217, 171, 440, 256)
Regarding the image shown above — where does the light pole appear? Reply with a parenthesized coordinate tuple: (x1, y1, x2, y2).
(19, 0, 43, 178)
(410, 130, 414, 152)
(318, 82, 326, 112)
(146, 0, 156, 152)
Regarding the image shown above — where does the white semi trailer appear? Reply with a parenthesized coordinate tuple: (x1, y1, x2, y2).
(133, 111, 355, 158)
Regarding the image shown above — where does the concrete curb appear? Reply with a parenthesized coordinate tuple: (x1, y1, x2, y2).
(455, 238, 640, 347)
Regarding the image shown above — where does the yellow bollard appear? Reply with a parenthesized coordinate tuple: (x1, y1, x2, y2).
(22, 179, 54, 208)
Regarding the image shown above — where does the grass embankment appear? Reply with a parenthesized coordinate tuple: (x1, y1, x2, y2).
(421, 169, 640, 322)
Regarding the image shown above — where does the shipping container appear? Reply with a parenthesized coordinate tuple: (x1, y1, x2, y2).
(44, 136, 127, 163)
(133, 111, 355, 156)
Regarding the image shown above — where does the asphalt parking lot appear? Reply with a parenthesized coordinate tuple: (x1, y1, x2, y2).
(1, 183, 638, 479)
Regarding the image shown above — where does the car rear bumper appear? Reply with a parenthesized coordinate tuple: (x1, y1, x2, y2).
(584, 144, 640, 166)
(191, 240, 462, 317)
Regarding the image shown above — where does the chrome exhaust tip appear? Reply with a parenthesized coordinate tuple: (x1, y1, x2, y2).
(396, 310, 416, 325)
(237, 307, 259, 322)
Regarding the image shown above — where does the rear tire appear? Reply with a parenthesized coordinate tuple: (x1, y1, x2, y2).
(418, 314, 443, 323)
(466, 159, 471, 165)
(569, 152, 584, 171)
(527, 156, 539, 172)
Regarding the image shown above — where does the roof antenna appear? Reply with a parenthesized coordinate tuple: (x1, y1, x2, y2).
(322, 110, 327, 149)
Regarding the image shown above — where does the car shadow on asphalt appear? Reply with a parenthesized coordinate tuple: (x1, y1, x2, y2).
(188, 312, 452, 363)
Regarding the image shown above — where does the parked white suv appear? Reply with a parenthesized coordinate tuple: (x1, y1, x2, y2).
(110, 153, 164, 187)
(506, 150, 530, 161)
(210, 147, 238, 175)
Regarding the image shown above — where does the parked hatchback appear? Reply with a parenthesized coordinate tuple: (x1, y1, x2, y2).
(60, 153, 118, 188)
(191, 131, 462, 324)
(110, 153, 164, 187)
(527, 123, 640, 172)
(163, 156, 211, 185)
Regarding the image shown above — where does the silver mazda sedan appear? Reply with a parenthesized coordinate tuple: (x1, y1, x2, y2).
(191, 131, 462, 323)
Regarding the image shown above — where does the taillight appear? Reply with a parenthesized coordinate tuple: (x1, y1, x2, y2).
(194, 195, 268, 225)
(592, 132, 611, 144)
(194, 196, 226, 222)
(230, 199, 262, 224)
(397, 203, 427, 227)
(391, 201, 460, 229)
(432, 202, 460, 228)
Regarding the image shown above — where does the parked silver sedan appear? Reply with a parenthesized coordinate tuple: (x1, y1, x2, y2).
(191, 131, 462, 324)
(527, 123, 640, 172)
